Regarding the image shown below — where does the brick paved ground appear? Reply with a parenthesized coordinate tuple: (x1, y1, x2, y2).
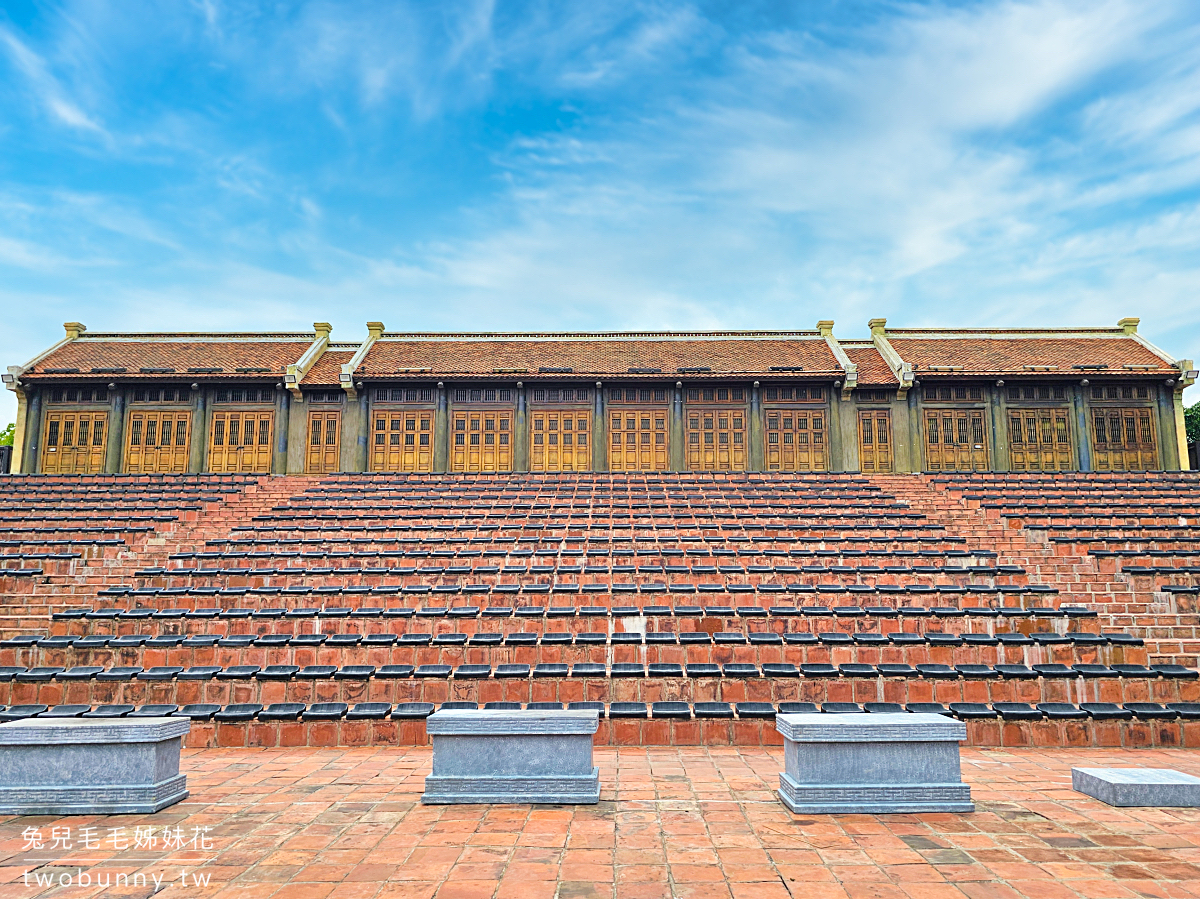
(2, 746, 1199, 899)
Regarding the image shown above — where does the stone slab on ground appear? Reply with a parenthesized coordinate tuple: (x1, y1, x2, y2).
(0, 717, 190, 815)
(776, 712, 974, 814)
(422, 709, 600, 805)
(1072, 767, 1200, 807)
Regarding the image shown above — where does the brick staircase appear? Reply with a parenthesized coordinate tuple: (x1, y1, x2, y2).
(0, 477, 311, 637)
(883, 474, 1200, 666)
(1, 472, 1196, 749)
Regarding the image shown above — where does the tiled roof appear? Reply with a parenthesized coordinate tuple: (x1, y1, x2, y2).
(16, 327, 1181, 386)
(360, 334, 841, 379)
(26, 335, 311, 381)
(301, 349, 356, 386)
(887, 335, 1174, 377)
(841, 344, 899, 387)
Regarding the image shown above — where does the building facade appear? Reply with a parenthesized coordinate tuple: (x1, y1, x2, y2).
(5, 319, 1196, 475)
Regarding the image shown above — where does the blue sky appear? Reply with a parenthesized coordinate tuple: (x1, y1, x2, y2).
(2, 0, 1200, 426)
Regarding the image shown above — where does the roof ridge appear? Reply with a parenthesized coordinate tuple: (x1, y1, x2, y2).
(887, 328, 1128, 337)
(378, 330, 823, 340)
(76, 332, 314, 340)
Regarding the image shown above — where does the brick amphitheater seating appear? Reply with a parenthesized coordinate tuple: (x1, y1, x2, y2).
(1, 471, 1198, 750)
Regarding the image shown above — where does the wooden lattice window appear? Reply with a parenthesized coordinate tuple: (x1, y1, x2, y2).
(685, 409, 746, 471)
(531, 411, 591, 471)
(924, 409, 988, 471)
(609, 409, 667, 471)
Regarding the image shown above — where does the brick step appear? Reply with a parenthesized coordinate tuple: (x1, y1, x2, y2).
(179, 712, 1200, 750)
(4, 671, 1194, 711)
(123, 574, 1040, 593)
(187, 546, 1003, 563)
(1127, 627, 1200, 642)
(1102, 611, 1200, 624)
(1147, 655, 1199, 667)
(43, 610, 1095, 638)
(64, 593, 1069, 618)
(3, 640, 1150, 671)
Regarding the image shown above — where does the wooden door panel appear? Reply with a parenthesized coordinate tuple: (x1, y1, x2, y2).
(306, 411, 341, 474)
(531, 411, 590, 472)
(41, 412, 107, 474)
(923, 409, 988, 471)
(371, 411, 434, 472)
(686, 408, 746, 471)
(608, 408, 668, 471)
(1092, 407, 1156, 472)
(124, 411, 190, 473)
(858, 410, 893, 473)
(451, 410, 512, 472)
(1008, 408, 1073, 472)
(209, 411, 273, 473)
(765, 409, 827, 472)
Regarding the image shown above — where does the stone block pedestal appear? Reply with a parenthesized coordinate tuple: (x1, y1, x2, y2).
(0, 718, 190, 815)
(776, 713, 973, 814)
(1072, 768, 1200, 807)
(423, 710, 600, 805)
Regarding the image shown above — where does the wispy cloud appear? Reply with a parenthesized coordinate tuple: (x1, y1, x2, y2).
(0, 25, 106, 136)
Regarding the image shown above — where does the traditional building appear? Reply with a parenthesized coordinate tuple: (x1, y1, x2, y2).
(4, 319, 1196, 475)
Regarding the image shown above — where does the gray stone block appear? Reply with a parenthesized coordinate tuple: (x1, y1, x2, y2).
(776, 713, 973, 814)
(1072, 768, 1200, 807)
(423, 710, 600, 805)
(0, 717, 190, 815)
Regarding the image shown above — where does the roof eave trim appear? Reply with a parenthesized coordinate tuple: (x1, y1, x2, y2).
(869, 327, 913, 397)
(286, 326, 332, 399)
(820, 330, 857, 398)
(337, 324, 386, 399)
(1126, 331, 1177, 367)
(7, 329, 81, 391)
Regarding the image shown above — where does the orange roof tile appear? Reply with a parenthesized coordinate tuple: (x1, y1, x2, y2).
(359, 333, 841, 379)
(887, 335, 1173, 377)
(301, 349, 356, 386)
(841, 344, 899, 387)
(27, 335, 311, 381)
(17, 328, 1181, 389)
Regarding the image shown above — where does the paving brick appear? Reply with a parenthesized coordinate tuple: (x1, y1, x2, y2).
(6, 744, 1193, 898)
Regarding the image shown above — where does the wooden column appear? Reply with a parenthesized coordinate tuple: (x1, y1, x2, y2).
(748, 382, 764, 472)
(901, 388, 921, 473)
(1173, 387, 1190, 471)
(670, 382, 685, 471)
(593, 383, 606, 471)
(1157, 383, 1180, 470)
(22, 389, 42, 473)
(889, 390, 916, 473)
(514, 383, 529, 472)
(105, 388, 125, 474)
(286, 395, 305, 473)
(337, 391, 365, 472)
(1073, 382, 1093, 472)
(355, 391, 369, 471)
(828, 386, 858, 473)
(911, 389, 927, 473)
(188, 387, 208, 473)
(273, 388, 289, 474)
(990, 382, 1009, 472)
(434, 382, 449, 473)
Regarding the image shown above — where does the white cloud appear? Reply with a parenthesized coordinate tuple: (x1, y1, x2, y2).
(2, 0, 1200, 424)
(0, 26, 107, 135)
(0, 235, 76, 271)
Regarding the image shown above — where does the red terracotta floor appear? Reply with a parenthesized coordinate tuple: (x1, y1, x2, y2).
(2, 746, 1199, 899)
